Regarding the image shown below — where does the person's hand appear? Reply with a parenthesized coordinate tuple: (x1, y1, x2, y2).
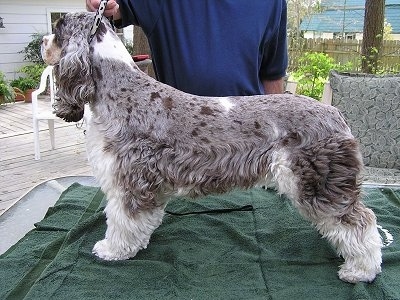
(86, 0, 121, 19)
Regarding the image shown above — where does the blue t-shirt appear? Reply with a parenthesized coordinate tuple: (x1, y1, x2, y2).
(118, 0, 288, 96)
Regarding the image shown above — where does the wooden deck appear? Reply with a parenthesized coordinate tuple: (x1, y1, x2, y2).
(0, 99, 92, 215)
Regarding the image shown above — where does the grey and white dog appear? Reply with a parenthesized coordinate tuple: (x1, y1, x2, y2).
(41, 12, 382, 283)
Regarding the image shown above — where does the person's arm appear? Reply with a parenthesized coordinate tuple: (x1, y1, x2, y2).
(86, 0, 121, 19)
(263, 78, 284, 94)
(259, 0, 288, 95)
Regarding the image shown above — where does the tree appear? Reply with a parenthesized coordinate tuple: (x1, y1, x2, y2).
(361, 0, 385, 73)
(133, 26, 150, 56)
(133, 26, 155, 77)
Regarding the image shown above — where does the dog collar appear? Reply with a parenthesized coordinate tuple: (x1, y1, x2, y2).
(89, 0, 109, 43)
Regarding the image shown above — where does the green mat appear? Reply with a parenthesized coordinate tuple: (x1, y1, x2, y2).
(1, 184, 399, 299)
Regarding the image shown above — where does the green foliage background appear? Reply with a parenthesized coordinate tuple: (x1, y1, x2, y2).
(292, 52, 353, 100)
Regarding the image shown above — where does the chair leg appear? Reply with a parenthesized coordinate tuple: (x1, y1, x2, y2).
(33, 118, 41, 160)
(48, 119, 55, 150)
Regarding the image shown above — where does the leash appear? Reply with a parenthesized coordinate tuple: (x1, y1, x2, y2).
(166, 205, 253, 216)
(89, 0, 109, 43)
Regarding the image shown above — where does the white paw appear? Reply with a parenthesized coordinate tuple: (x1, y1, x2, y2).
(92, 239, 137, 261)
(338, 264, 381, 283)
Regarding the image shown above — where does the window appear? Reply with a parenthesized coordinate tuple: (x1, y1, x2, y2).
(50, 12, 67, 32)
(333, 32, 343, 40)
(47, 10, 122, 37)
(344, 33, 356, 40)
(46, 8, 83, 33)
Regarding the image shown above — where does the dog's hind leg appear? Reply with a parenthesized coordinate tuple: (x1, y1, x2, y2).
(272, 138, 382, 283)
(314, 203, 382, 283)
(299, 138, 382, 283)
(92, 191, 165, 260)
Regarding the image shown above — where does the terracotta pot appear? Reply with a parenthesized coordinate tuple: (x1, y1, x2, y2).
(15, 93, 25, 102)
(24, 89, 35, 103)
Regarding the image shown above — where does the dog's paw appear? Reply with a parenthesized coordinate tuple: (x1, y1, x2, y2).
(338, 264, 381, 283)
(92, 239, 137, 261)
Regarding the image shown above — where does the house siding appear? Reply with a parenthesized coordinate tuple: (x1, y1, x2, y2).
(323, 0, 399, 5)
(0, 0, 85, 79)
(300, 0, 400, 40)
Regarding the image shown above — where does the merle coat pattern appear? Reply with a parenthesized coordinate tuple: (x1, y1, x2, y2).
(41, 12, 383, 283)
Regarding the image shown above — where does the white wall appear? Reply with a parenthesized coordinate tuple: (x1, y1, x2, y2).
(0, 1, 134, 80)
(303, 31, 400, 41)
(303, 31, 333, 39)
(0, 1, 85, 79)
(390, 33, 400, 40)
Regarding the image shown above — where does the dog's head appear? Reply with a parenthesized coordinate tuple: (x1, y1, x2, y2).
(41, 12, 112, 122)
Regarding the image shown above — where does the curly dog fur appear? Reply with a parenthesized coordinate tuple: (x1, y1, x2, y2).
(41, 12, 382, 283)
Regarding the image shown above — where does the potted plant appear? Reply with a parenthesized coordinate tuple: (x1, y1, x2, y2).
(0, 71, 16, 105)
(11, 76, 37, 102)
(16, 64, 45, 102)
(13, 87, 25, 102)
(16, 33, 46, 102)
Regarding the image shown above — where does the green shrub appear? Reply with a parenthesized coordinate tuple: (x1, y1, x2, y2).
(122, 39, 134, 55)
(0, 71, 16, 104)
(16, 33, 46, 90)
(18, 64, 46, 87)
(20, 33, 45, 64)
(11, 76, 37, 91)
(292, 52, 352, 100)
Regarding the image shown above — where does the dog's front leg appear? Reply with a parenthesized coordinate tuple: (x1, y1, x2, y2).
(93, 195, 165, 261)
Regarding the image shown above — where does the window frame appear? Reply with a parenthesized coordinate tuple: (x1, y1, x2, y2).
(46, 8, 82, 33)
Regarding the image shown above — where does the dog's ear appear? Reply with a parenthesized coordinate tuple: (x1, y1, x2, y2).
(54, 28, 95, 122)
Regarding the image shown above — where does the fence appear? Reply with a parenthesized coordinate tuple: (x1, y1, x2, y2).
(288, 38, 400, 73)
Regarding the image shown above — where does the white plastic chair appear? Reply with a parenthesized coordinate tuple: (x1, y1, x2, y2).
(31, 65, 59, 160)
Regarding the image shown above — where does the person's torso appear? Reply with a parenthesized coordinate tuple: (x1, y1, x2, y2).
(134, 0, 283, 96)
